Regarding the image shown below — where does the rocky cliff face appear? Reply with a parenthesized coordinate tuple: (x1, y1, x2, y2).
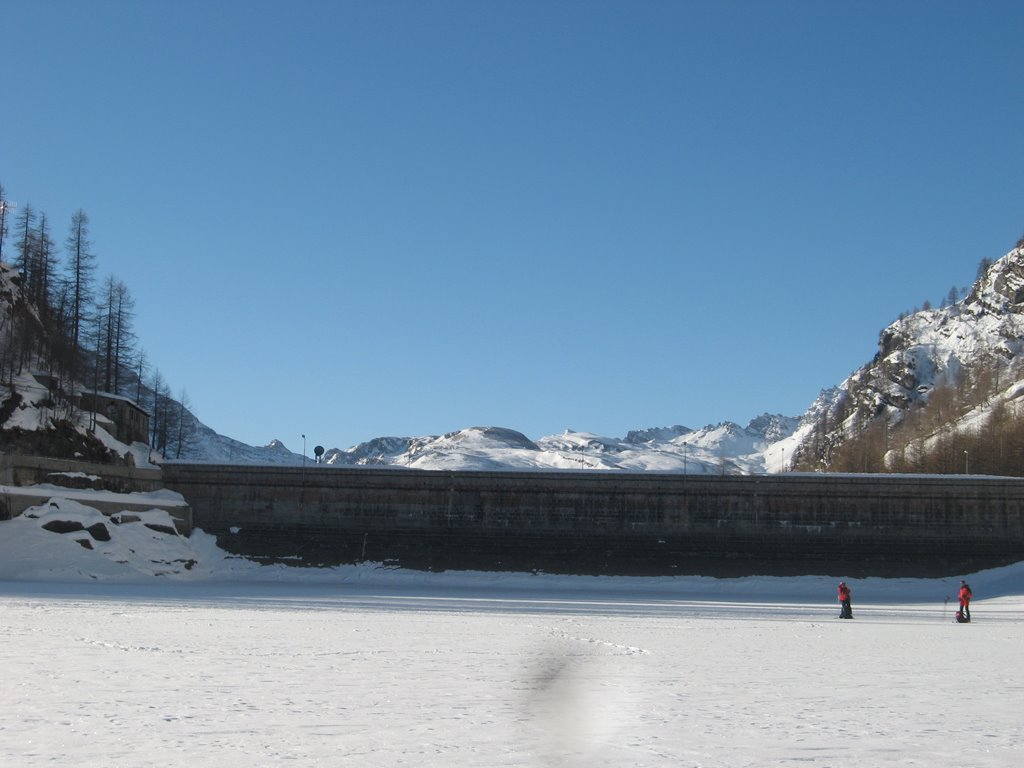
(795, 244, 1024, 465)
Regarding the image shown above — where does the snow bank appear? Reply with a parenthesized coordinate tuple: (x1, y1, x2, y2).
(0, 500, 223, 581)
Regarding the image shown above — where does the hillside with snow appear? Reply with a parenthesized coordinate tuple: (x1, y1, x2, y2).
(854, 244, 1024, 412)
(795, 242, 1024, 471)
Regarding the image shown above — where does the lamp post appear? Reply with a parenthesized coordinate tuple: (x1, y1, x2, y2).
(964, 449, 969, 475)
(683, 442, 688, 474)
(299, 434, 307, 509)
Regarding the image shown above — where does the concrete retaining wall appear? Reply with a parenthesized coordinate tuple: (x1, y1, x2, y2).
(0, 454, 187, 533)
(0, 453, 163, 493)
(162, 464, 1024, 577)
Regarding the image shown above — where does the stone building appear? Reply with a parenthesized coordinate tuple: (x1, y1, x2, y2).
(78, 391, 151, 445)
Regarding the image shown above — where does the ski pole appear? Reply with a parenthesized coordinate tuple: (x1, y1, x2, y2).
(943, 596, 949, 621)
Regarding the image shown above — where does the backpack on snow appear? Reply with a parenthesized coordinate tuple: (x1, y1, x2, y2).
(955, 609, 970, 623)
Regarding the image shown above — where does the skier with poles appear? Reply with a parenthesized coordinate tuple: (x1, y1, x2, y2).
(957, 580, 973, 623)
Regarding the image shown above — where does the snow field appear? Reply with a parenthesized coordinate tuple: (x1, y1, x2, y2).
(1, 493, 1022, 765)
(1, 588, 1021, 767)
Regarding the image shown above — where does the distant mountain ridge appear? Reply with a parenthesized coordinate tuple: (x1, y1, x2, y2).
(186, 414, 800, 474)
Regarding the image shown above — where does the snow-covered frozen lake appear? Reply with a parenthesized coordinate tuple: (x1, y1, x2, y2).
(1, 496, 1022, 766)
(2, 579, 1022, 768)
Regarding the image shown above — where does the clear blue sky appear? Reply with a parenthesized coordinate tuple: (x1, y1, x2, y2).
(2, 1, 1023, 451)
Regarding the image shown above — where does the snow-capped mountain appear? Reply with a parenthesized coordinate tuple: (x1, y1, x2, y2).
(862, 247, 1024, 409)
(794, 241, 1024, 469)
(306, 416, 800, 474)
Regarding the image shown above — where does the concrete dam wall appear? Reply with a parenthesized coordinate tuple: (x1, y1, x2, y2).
(161, 464, 1024, 577)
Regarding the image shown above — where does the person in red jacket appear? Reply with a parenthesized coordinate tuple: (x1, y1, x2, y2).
(837, 581, 853, 619)
(958, 580, 973, 622)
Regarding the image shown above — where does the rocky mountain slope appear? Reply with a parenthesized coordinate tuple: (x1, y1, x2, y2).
(794, 241, 1024, 471)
